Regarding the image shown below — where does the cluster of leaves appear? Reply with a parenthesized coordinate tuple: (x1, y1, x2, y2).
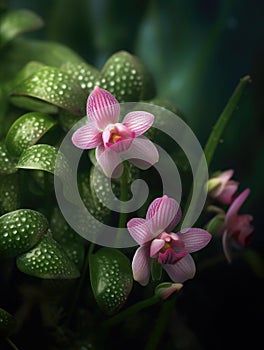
(0, 8, 180, 346)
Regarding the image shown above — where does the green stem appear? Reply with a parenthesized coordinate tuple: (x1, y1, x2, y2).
(66, 243, 94, 326)
(204, 75, 251, 166)
(144, 296, 177, 350)
(183, 75, 251, 223)
(6, 338, 21, 350)
(103, 295, 160, 328)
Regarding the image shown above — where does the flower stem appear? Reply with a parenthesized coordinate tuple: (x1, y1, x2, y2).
(103, 295, 160, 327)
(182, 75, 251, 225)
(144, 296, 177, 350)
(6, 338, 21, 350)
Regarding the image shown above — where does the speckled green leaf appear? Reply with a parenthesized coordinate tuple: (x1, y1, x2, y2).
(0, 308, 17, 337)
(0, 209, 48, 258)
(59, 241, 85, 270)
(16, 234, 80, 279)
(89, 248, 133, 315)
(16, 144, 68, 175)
(6, 112, 57, 157)
(10, 66, 86, 115)
(61, 61, 99, 95)
(0, 9, 43, 47)
(0, 142, 17, 175)
(97, 51, 156, 102)
(0, 174, 20, 215)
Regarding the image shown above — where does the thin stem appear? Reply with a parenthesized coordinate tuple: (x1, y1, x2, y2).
(65, 243, 94, 326)
(6, 338, 21, 350)
(182, 75, 251, 224)
(103, 295, 160, 328)
(144, 296, 177, 350)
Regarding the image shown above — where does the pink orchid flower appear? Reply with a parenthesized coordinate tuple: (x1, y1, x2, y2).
(208, 169, 239, 205)
(222, 188, 254, 262)
(72, 86, 158, 177)
(127, 195, 211, 286)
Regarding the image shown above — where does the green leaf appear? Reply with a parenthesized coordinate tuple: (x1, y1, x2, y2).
(16, 144, 68, 175)
(89, 248, 133, 315)
(0, 308, 17, 337)
(97, 51, 156, 102)
(0, 9, 43, 48)
(58, 109, 81, 131)
(0, 141, 17, 175)
(0, 209, 48, 258)
(10, 66, 86, 115)
(0, 174, 20, 215)
(61, 61, 99, 95)
(16, 234, 80, 279)
(5, 112, 57, 157)
(151, 258, 162, 281)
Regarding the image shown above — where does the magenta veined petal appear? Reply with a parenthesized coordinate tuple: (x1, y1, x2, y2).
(122, 111, 154, 136)
(72, 123, 101, 149)
(87, 86, 120, 129)
(226, 188, 250, 224)
(127, 218, 153, 245)
(146, 195, 181, 237)
(163, 254, 196, 283)
(95, 145, 123, 178)
(124, 136, 159, 170)
(132, 245, 151, 286)
(178, 228, 211, 253)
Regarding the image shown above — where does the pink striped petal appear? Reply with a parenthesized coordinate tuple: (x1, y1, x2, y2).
(122, 111, 154, 136)
(163, 254, 196, 282)
(178, 228, 211, 253)
(125, 136, 159, 169)
(127, 218, 153, 245)
(95, 145, 123, 178)
(146, 195, 180, 236)
(132, 246, 151, 286)
(87, 86, 119, 129)
(72, 123, 101, 149)
(226, 189, 250, 224)
(150, 239, 165, 257)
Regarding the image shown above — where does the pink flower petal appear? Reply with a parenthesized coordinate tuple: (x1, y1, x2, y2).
(132, 245, 151, 286)
(72, 123, 101, 149)
(150, 239, 165, 257)
(127, 218, 153, 245)
(87, 86, 119, 129)
(158, 249, 187, 264)
(122, 111, 154, 136)
(146, 195, 181, 236)
(163, 254, 196, 282)
(217, 182, 238, 205)
(226, 188, 250, 224)
(124, 136, 159, 169)
(178, 228, 211, 253)
(95, 145, 123, 178)
(229, 214, 254, 246)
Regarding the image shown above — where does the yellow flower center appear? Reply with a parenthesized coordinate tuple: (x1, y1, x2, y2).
(160, 242, 171, 253)
(109, 133, 123, 144)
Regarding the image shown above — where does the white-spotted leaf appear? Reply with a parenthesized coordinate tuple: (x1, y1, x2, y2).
(6, 112, 57, 157)
(89, 248, 133, 315)
(0, 142, 17, 175)
(16, 234, 80, 279)
(97, 51, 156, 102)
(10, 66, 86, 115)
(0, 209, 48, 258)
(0, 174, 20, 215)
